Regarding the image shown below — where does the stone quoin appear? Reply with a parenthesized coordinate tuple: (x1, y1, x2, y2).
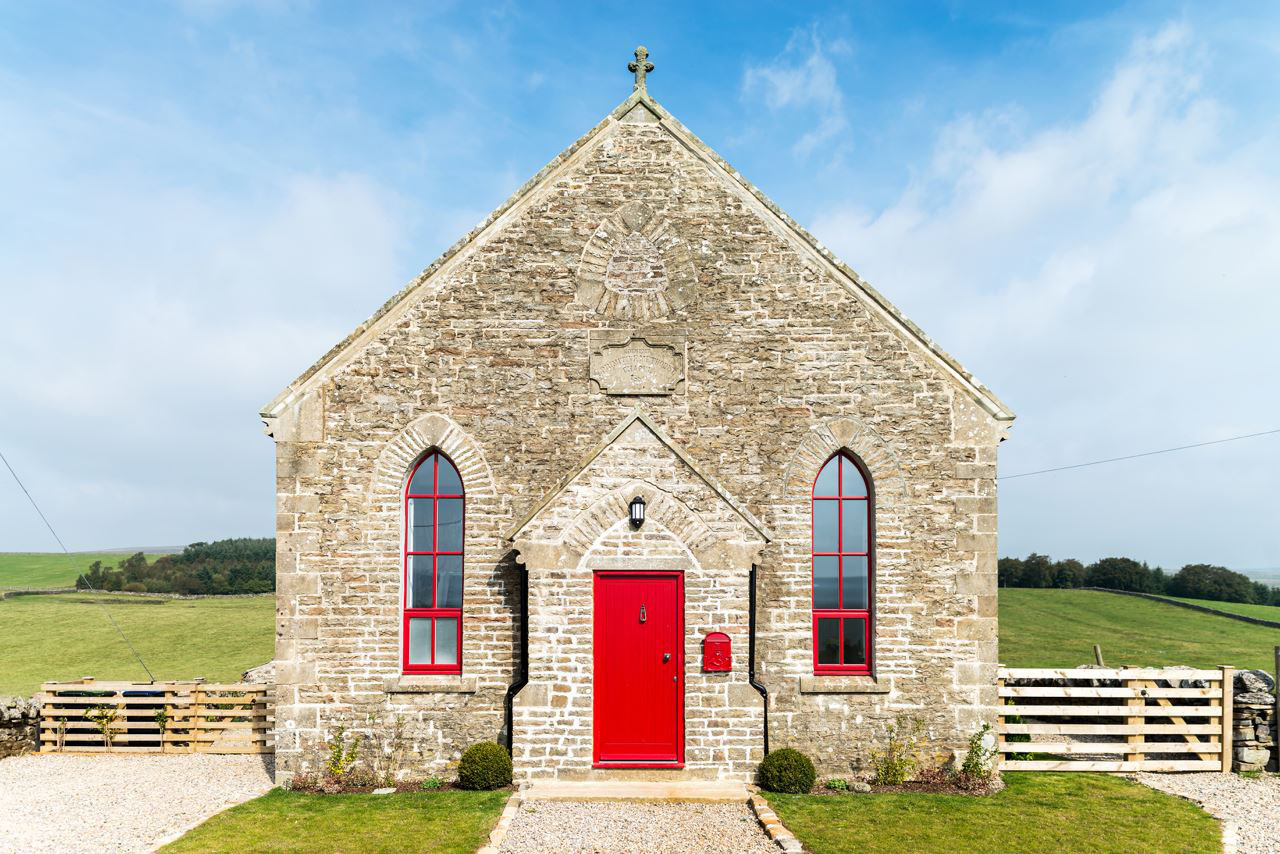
(261, 46, 1015, 783)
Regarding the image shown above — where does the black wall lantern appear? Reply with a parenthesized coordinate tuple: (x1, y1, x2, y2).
(629, 495, 646, 528)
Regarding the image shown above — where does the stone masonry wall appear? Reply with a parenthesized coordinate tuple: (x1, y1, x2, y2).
(0, 697, 38, 759)
(1234, 670, 1277, 772)
(269, 107, 1006, 781)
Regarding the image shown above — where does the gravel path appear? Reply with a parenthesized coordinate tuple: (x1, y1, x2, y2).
(1134, 772, 1280, 854)
(0, 754, 275, 854)
(498, 801, 777, 854)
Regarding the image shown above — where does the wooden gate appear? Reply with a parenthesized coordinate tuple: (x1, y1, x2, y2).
(997, 666, 1232, 772)
(39, 678, 273, 754)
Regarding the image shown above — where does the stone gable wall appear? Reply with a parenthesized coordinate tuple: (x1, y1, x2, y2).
(271, 114, 1005, 781)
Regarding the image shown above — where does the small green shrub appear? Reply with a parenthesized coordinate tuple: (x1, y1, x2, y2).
(869, 716, 924, 785)
(326, 726, 362, 781)
(419, 776, 444, 790)
(457, 741, 512, 790)
(825, 778, 849, 791)
(958, 723, 996, 782)
(758, 748, 816, 794)
(87, 704, 119, 750)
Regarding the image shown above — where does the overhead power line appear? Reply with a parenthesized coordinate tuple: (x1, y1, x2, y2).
(1000, 428, 1280, 481)
(0, 448, 155, 682)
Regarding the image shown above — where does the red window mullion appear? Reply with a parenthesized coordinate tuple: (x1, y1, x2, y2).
(812, 452, 873, 673)
(403, 452, 464, 675)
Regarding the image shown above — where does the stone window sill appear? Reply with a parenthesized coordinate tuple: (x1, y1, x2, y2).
(798, 675, 890, 695)
(386, 675, 478, 694)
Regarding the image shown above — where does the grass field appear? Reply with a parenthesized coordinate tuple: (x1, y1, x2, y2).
(1166, 595, 1280, 622)
(769, 773, 1219, 854)
(999, 588, 1280, 670)
(0, 593, 273, 696)
(161, 790, 508, 854)
(0, 551, 167, 589)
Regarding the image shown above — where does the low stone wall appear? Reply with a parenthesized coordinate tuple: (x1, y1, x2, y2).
(0, 697, 38, 759)
(1082, 588, 1280, 630)
(1233, 670, 1276, 772)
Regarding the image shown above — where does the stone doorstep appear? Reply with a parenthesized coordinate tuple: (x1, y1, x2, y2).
(521, 780, 750, 803)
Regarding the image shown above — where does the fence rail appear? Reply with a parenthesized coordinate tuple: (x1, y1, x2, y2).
(38, 678, 272, 754)
(997, 665, 1232, 772)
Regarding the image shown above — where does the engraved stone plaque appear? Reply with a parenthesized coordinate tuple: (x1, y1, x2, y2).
(589, 333, 686, 396)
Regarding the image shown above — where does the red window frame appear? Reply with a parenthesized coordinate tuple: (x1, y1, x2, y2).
(403, 451, 464, 674)
(812, 451, 874, 674)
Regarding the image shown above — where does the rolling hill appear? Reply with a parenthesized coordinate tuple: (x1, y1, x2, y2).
(999, 588, 1280, 671)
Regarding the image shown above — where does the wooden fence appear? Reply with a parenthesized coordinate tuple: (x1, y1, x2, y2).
(39, 678, 272, 754)
(997, 666, 1232, 772)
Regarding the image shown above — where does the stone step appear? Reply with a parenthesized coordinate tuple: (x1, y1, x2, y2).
(522, 780, 750, 803)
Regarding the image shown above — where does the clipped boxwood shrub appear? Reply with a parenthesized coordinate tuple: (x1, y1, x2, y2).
(457, 741, 513, 790)
(758, 748, 816, 794)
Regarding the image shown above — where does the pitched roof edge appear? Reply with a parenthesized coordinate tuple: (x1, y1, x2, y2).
(634, 93, 1016, 424)
(260, 104, 631, 420)
(506, 408, 773, 544)
(261, 88, 1014, 424)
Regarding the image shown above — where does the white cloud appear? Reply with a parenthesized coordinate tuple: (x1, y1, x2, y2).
(742, 28, 850, 157)
(0, 74, 410, 551)
(810, 23, 1280, 569)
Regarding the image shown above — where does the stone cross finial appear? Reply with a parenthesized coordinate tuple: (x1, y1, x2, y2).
(629, 45, 654, 92)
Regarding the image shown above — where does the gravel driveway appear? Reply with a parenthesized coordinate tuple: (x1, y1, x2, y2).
(497, 800, 776, 854)
(1134, 771, 1280, 854)
(0, 753, 275, 854)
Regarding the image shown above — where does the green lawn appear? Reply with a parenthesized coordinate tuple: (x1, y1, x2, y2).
(999, 588, 1280, 670)
(769, 772, 1219, 854)
(0, 593, 273, 695)
(1165, 595, 1280, 621)
(0, 551, 167, 589)
(161, 789, 508, 854)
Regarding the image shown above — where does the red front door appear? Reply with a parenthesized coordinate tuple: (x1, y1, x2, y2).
(593, 572, 683, 765)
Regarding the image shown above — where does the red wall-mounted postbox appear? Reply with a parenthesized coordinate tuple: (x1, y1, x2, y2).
(703, 632, 731, 672)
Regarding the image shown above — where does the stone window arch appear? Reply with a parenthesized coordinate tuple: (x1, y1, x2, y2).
(812, 451, 873, 673)
(403, 450, 464, 673)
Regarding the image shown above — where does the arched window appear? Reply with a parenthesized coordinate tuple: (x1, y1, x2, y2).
(812, 452, 872, 674)
(404, 451, 464, 674)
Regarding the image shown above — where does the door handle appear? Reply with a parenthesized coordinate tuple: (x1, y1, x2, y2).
(639, 605, 646, 623)
(663, 653, 671, 662)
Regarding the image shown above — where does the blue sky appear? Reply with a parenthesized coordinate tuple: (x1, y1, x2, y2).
(1, 1, 1278, 572)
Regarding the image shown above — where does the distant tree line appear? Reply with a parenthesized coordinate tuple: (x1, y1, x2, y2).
(78, 538, 274, 595)
(1000, 553, 1280, 606)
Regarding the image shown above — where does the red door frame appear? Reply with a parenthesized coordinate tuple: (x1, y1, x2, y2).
(592, 571, 685, 768)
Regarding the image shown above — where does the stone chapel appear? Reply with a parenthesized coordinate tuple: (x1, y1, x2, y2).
(262, 48, 1015, 784)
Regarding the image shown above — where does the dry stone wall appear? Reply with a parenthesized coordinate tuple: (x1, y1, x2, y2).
(0, 697, 38, 759)
(1234, 670, 1277, 772)
(269, 106, 1006, 782)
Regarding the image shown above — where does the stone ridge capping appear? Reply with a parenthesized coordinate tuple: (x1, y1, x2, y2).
(618, 90, 1015, 425)
(260, 106, 619, 421)
(1081, 587, 1280, 630)
(366, 412, 497, 506)
(262, 84, 1014, 427)
(505, 408, 772, 545)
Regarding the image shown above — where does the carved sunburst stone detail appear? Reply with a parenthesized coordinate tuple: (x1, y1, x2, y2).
(576, 201, 697, 320)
